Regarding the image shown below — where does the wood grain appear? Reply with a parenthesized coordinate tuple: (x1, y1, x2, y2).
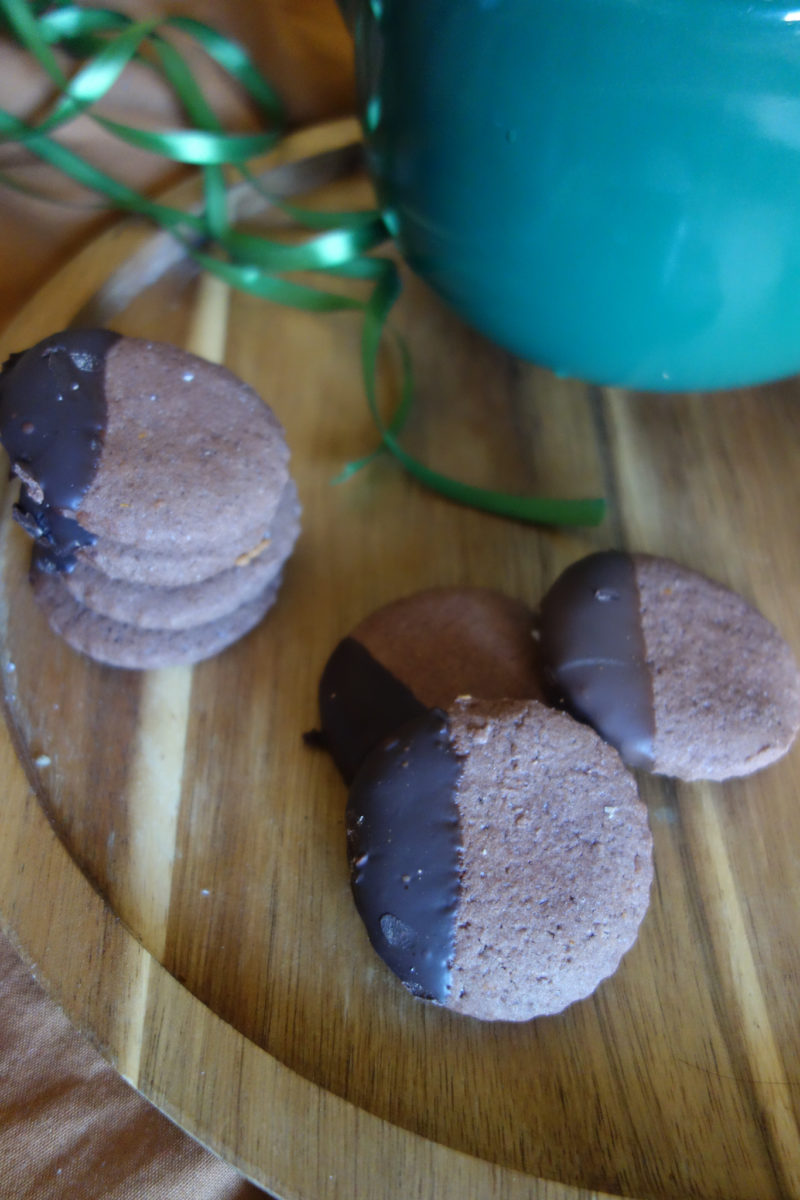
(1, 120, 800, 1200)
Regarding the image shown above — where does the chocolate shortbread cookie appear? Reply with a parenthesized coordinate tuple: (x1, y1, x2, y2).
(83, 520, 279, 588)
(347, 698, 653, 1021)
(61, 480, 300, 630)
(538, 551, 800, 780)
(0, 331, 290, 567)
(317, 587, 544, 783)
(31, 561, 282, 669)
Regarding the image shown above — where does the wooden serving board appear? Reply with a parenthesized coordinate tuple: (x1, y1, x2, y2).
(2, 117, 800, 1200)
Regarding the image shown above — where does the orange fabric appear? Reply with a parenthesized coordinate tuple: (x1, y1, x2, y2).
(0, 930, 268, 1198)
(0, 4, 353, 1195)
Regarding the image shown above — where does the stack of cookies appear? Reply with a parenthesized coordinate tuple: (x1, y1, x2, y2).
(0, 330, 300, 668)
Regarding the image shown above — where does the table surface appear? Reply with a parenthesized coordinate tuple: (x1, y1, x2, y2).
(2, 114, 800, 1200)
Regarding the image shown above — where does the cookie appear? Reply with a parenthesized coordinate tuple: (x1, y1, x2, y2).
(0, 331, 290, 568)
(347, 697, 653, 1021)
(60, 479, 300, 629)
(80, 526, 274, 588)
(30, 561, 283, 669)
(317, 587, 544, 783)
(83, 335, 288, 555)
(538, 550, 800, 780)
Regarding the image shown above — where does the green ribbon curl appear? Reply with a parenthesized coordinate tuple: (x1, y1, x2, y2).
(0, 0, 604, 527)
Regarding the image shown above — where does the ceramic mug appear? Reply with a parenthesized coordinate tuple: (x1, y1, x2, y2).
(340, 0, 800, 391)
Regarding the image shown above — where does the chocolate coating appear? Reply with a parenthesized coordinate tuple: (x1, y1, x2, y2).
(346, 709, 462, 1002)
(315, 588, 543, 784)
(538, 551, 656, 769)
(318, 637, 427, 784)
(0, 329, 119, 571)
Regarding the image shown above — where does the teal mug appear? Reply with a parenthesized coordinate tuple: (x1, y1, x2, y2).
(340, 0, 800, 391)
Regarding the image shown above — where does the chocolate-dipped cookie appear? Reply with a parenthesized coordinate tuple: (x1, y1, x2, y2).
(317, 587, 543, 783)
(347, 698, 653, 1021)
(538, 551, 800, 780)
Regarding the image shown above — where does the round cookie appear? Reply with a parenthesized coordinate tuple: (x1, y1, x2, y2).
(0, 330, 290, 568)
(81, 476, 301, 588)
(81, 525, 274, 588)
(316, 588, 544, 783)
(60, 479, 301, 629)
(347, 697, 653, 1021)
(31, 559, 283, 669)
(538, 550, 800, 780)
(70, 335, 290, 555)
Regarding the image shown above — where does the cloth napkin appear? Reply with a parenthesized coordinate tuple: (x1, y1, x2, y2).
(0, 930, 269, 1199)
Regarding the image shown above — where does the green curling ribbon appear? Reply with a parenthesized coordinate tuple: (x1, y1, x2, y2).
(357, 267, 605, 526)
(0, 0, 605, 527)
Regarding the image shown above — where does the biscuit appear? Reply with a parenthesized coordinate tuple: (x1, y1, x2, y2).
(316, 587, 543, 782)
(347, 698, 653, 1021)
(75, 336, 289, 556)
(0, 331, 291, 567)
(30, 561, 282, 669)
(60, 479, 300, 629)
(0, 329, 119, 571)
(538, 551, 800, 780)
(79, 529, 271, 588)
